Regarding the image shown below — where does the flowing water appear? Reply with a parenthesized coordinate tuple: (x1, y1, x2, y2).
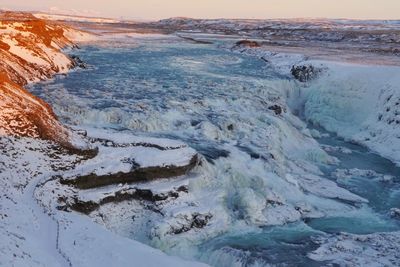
(30, 35, 400, 266)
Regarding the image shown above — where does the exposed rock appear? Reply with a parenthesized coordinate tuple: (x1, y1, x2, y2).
(91, 136, 185, 150)
(66, 186, 186, 214)
(390, 208, 400, 219)
(69, 199, 100, 214)
(167, 213, 213, 235)
(268, 104, 283, 115)
(60, 154, 199, 189)
(176, 185, 189, 193)
(234, 40, 261, 48)
(0, 74, 72, 147)
(0, 11, 89, 149)
(177, 34, 213, 44)
(70, 55, 88, 69)
(290, 65, 321, 82)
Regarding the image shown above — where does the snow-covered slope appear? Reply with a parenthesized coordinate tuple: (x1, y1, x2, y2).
(0, 12, 76, 83)
(0, 73, 72, 145)
(0, 11, 89, 147)
(0, 136, 207, 267)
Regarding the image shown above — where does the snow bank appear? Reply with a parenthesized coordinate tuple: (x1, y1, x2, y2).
(58, 213, 208, 267)
(304, 62, 400, 165)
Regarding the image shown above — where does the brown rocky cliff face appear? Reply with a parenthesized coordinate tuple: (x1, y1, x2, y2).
(0, 11, 80, 148)
(0, 73, 71, 146)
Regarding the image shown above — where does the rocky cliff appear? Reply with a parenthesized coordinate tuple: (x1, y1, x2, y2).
(0, 11, 85, 148)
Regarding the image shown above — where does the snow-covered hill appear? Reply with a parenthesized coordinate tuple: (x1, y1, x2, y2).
(0, 11, 91, 148)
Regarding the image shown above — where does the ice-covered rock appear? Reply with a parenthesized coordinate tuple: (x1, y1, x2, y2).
(309, 231, 400, 266)
(304, 62, 400, 165)
(390, 208, 400, 219)
(332, 168, 395, 183)
(290, 65, 322, 82)
(321, 144, 352, 154)
(59, 129, 199, 189)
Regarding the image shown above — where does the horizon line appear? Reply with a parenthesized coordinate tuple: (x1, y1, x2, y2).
(2, 8, 400, 22)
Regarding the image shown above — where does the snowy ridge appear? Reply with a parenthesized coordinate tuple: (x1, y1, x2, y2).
(0, 11, 93, 147)
(61, 128, 198, 182)
(159, 17, 400, 31)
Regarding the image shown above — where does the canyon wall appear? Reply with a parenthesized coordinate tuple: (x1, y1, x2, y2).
(0, 11, 86, 147)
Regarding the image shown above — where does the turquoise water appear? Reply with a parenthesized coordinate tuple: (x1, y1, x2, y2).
(307, 127, 400, 235)
(30, 37, 400, 266)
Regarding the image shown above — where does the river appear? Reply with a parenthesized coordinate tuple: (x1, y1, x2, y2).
(30, 34, 400, 266)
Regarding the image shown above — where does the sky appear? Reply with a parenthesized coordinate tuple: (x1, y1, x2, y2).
(1, 0, 399, 20)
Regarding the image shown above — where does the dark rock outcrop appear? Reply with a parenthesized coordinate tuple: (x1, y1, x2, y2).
(290, 65, 321, 82)
(268, 105, 283, 115)
(234, 40, 261, 48)
(70, 55, 87, 69)
(65, 186, 188, 214)
(60, 154, 199, 189)
(390, 208, 400, 219)
(177, 35, 213, 44)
